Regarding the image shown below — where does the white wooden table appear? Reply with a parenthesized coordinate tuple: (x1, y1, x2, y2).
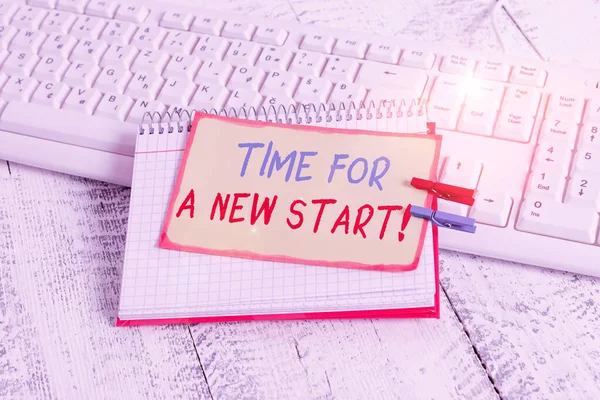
(2, 0, 600, 398)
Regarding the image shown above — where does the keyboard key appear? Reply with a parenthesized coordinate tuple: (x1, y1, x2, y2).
(464, 79, 504, 109)
(32, 55, 70, 81)
(100, 21, 137, 45)
(439, 157, 482, 189)
(474, 60, 510, 81)
(71, 15, 107, 39)
(63, 60, 101, 87)
(190, 17, 224, 36)
(583, 98, 600, 123)
(224, 40, 261, 66)
(222, 21, 256, 40)
(162, 30, 198, 55)
(365, 42, 401, 64)
(125, 72, 164, 100)
(3, 51, 40, 76)
(227, 66, 265, 91)
(526, 168, 565, 201)
(516, 197, 598, 243)
(131, 25, 167, 49)
(126, 99, 166, 123)
(0, 100, 137, 154)
(32, 80, 69, 107)
(131, 48, 170, 74)
(332, 38, 367, 58)
(545, 93, 584, 122)
(94, 64, 132, 93)
(0, 3, 18, 24)
(293, 76, 332, 105)
(572, 147, 600, 173)
(533, 139, 572, 175)
(63, 86, 102, 114)
(194, 60, 233, 85)
(300, 34, 335, 54)
(253, 26, 288, 46)
(439, 54, 475, 76)
(429, 76, 466, 104)
(9, 29, 47, 52)
(260, 70, 298, 97)
(289, 51, 327, 77)
(85, 0, 118, 18)
(579, 123, 600, 148)
(100, 44, 138, 68)
(115, 5, 149, 23)
(262, 93, 295, 109)
(322, 56, 359, 83)
(501, 86, 541, 115)
(157, 77, 195, 105)
(365, 88, 414, 108)
(494, 110, 535, 142)
(2, 75, 38, 101)
(469, 191, 512, 226)
(95, 92, 133, 120)
(193, 35, 229, 61)
(12, 6, 47, 30)
(256, 46, 293, 71)
(539, 119, 578, 149)
(329, 82, 366, 107)
(226, 88, 263, 110)
(0, 25, 18, 49)
(399, 49, 435, 69)
(190, 84, 229, 110)
(27, 0, 57, 8)
(164, 53, 201, 79)
(40, 10, 77, 34)
(72, 39, 109, 63)
(357, 62, 428, 96)
(159, 11, 193, 30)
(57, 0, 87, 13)
(509, 64, 547, 87)
(457, 104, 497, 136)
(427, 102, 461, 130)
(565, 173, 600, 210)
(427, 77, 464, 129)
(40, 32, 77, 58)
(436, 199, 469, 217)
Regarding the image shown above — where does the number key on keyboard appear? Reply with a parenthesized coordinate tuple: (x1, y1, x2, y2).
(256, 46, 293, 71)
(162, 31, 198, 55)
(223, 40, 262, 66)
(579, 123, 600, 148)
(516, 198, 598, 243)
(565, 173, 600, 210)
(100, 21, 137, 45)
(131, 25, 167, 49)
(71, 15, 107, 39)
(533, 139, 572, 175)
(40, 10, 77, 34)
(12, 6, 48, 30)
(539, 119, 578, 148)
(572, 147, 600, 173)
(0, 3, 18, 24)
(193, 35, 229, 61)
(526, 168, 565, 201)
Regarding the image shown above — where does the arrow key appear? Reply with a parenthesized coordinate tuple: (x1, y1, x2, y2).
(439, 157, 482, 190)
(532, 139, 572, 175)
(469, 191, 513, 226)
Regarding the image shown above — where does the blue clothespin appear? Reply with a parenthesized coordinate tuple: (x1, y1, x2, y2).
(410, 205, 477, 234)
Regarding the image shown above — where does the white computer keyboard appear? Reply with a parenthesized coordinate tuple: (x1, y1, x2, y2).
(1, 0, 600, 276)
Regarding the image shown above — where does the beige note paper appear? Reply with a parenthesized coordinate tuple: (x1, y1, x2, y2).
(159, 113, 441, 271)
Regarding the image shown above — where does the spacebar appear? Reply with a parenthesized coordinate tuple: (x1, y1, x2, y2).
(0, 101, 138, 156)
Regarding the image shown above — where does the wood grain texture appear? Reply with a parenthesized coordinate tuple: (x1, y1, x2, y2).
(2, 0, 600, 399)
(0, 163, 210, 399)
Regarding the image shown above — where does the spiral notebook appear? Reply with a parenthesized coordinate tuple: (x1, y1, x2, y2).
(116, 101, 441, 326)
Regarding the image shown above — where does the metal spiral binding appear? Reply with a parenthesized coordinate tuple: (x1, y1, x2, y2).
(137, 99, 427, 135)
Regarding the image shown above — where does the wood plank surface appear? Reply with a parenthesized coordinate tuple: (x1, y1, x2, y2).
(1, 0, 599, 399)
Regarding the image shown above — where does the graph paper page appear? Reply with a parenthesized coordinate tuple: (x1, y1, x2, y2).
(118, 112, 436, 320)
